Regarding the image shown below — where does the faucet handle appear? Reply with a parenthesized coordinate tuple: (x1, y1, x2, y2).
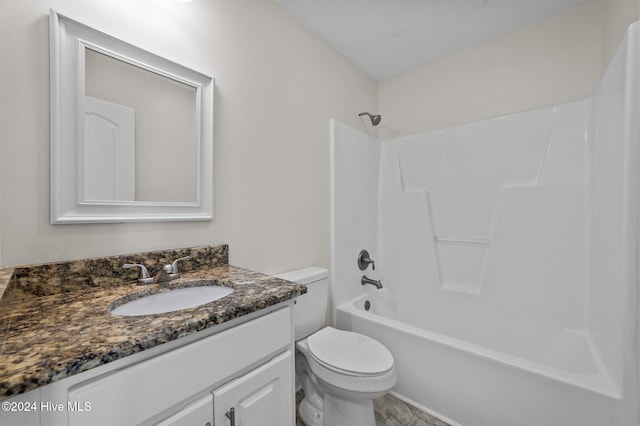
(123, 264, 153, 284)
(169, 256, 191, 274)
(357, 250, 375, 271)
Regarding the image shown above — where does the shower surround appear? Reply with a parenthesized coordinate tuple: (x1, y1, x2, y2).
(331, 23, 639, 426)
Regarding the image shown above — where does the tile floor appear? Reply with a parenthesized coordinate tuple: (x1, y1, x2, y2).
(296, 391, 452, 426)
(373, 394, 451, 426)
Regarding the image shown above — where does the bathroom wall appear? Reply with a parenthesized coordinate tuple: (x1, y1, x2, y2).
(1, 0, 636, 275)
(0, 0, 377, 271)
(378, 0, 639, 138)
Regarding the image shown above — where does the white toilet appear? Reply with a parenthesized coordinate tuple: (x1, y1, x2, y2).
(275, 267, 396, 426)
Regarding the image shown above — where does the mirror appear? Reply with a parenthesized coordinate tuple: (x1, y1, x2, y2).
(84, 49, 198, 203)
(49, 10, 214, 223)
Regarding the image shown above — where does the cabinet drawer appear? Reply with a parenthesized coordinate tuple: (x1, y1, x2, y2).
(67, 307, 291, 426)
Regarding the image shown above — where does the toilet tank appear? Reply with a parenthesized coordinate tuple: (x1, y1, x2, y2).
(274, 266, 328, 340)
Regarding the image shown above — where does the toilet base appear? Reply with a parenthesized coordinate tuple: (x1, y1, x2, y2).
(298, 393, 376, 426)
(322, 393, 376, 426)
(298, 395, 323, 426)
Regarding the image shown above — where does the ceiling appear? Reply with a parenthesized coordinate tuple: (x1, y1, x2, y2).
(275, 0, 589, 81)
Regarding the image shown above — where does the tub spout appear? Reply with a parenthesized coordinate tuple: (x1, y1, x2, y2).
(361, 275, 383, 289)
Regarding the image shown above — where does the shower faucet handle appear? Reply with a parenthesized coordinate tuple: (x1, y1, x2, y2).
(357, 250, 375, 271)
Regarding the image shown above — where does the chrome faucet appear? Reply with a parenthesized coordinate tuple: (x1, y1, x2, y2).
(152, 264, 173, 284)
(123, 256, 191, 285)
(361, 275, 383, 289)
(123, 263, 153, 284)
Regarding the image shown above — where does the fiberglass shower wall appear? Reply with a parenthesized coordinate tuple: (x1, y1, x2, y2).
(331, 22, 639, 421)
(589, 21, 639, 421)
(374, 20, 637, 408)
(377, 100, 605, 381)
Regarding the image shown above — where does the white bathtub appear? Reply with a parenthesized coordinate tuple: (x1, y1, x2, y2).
(335, 291, 621, 426)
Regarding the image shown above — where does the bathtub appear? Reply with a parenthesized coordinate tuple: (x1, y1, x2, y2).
(335, 291, 621, 426)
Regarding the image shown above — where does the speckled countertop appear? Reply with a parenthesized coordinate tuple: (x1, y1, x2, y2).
(0, 245, 306, 400)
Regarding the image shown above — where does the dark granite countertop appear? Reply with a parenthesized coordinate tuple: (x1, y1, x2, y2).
(0, 245, 306, 400)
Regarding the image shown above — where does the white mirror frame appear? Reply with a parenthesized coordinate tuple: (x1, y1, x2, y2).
(49, 10, 214, 223)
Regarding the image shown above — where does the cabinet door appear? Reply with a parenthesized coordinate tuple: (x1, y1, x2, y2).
(155, 394, 213, 426)
(213, 351, 293, 426)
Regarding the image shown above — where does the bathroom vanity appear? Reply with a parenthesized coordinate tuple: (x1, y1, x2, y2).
(0, 245, 305, 426)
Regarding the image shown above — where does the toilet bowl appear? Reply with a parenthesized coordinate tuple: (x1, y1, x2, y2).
(275, 267, 396, 426)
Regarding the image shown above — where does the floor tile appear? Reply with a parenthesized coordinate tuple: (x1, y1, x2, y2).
(296, 391, 452, 426)
(373, 394, 451, 426)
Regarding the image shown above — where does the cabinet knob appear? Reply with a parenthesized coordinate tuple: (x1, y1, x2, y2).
(225, 407, 235, 426)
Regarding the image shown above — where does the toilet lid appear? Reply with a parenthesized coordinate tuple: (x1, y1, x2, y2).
(307, 327, 394, 375)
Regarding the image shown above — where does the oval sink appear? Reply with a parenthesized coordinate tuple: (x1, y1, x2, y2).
(110, 286, 234, 316)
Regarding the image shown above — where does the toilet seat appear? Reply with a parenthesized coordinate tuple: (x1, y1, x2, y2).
(307, 327, 394, 376)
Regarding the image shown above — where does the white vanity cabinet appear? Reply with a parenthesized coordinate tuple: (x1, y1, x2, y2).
(213, 350, 292, 426)
(8, 306, 296, 426)
(156, 351, 293, 426)
(155, 394, 213, 426)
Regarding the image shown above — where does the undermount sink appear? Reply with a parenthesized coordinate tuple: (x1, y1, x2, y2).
(110, 285, 234, 316)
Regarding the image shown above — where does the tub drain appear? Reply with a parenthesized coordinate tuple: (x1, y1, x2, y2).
(364, 300, 371, 311)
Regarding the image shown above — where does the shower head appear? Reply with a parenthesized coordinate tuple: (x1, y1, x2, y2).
(359, 112, 382, 126)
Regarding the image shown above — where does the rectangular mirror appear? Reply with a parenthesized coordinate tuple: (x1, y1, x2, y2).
(49, 10, 214, 223)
